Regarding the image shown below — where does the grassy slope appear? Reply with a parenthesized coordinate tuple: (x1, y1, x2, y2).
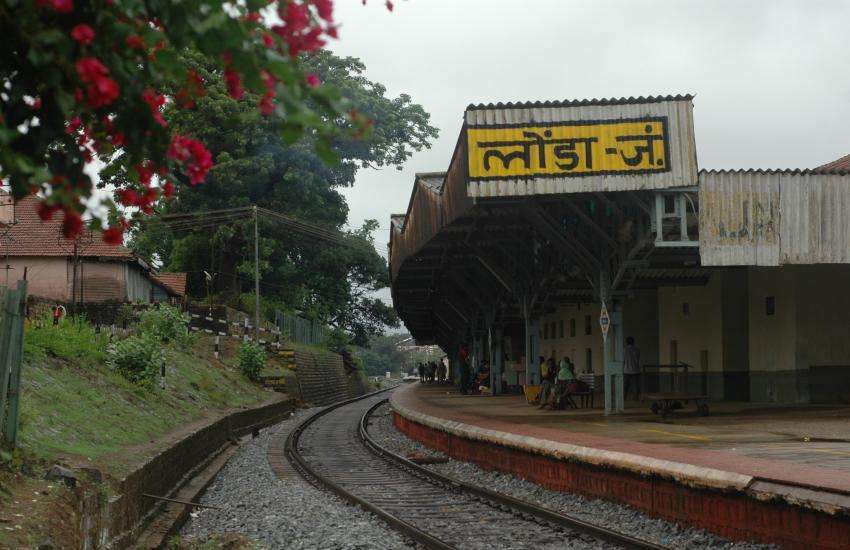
(1, 319, 275, 547)
(18, 319, 272, 474)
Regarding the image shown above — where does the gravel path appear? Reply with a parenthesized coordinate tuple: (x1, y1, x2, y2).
(368, 403, 776, 550)
(181, 407, 412, 550)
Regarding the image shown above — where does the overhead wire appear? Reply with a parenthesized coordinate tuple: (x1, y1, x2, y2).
(150, 205, 350, 245)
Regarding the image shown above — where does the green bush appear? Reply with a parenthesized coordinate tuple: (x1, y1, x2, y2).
(107, 335, 161, 386)
(237, 342, 265, 381)
(139, 305, 188, 343)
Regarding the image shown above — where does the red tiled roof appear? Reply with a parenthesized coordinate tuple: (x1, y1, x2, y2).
(153, 272, 187, 297)
(3, 195, 135, 259)
(816, 153, 850, 172)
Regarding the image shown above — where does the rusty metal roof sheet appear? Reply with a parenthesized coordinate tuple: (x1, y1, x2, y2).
(700, 168, 850, 175)
(699, 171, 850, 265)
(415, 172, 446, 191)
(466, 94, 694, 111)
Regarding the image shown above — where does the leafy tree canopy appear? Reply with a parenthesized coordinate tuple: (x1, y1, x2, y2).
(131, 50, 438, 346)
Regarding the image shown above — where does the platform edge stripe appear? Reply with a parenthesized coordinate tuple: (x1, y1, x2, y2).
(389, 394, 752, 492)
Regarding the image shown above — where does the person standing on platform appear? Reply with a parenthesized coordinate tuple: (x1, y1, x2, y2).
(624, 336, 641, 401)
(537, 356, 553, 409)
(459, 356, 471, 394)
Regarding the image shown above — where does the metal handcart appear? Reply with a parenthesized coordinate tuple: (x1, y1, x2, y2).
(641, 363, 709, 418)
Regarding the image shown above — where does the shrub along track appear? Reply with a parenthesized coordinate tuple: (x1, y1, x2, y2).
(284, 390, 669, 550)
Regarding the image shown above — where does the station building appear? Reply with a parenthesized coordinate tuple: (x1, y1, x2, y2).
(388, 95, 850, 410)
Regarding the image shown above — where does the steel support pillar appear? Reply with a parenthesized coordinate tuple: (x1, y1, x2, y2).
(601, 271, 625, 415)
(489, 326, 503, 395)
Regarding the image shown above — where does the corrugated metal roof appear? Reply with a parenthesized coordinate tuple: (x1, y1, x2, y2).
(466, 94, 694, 111)
(415, 172, 446, 191)
(699, 171, 780, 266)
(701, 168, 850, 175)
(699, 171, 850, 265)
(780, 173, 850, 264)
(465, 96, 698, 196)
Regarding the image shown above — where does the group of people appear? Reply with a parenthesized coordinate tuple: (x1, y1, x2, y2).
(459, 358, 492, 395)
(417, 360, 447, 383)
(535, 355, 584, 410)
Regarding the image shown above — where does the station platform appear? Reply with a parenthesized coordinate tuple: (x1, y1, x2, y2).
(390, 383, 850, 549)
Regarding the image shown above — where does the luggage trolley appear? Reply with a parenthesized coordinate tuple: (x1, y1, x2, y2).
(642, 363, 709, 418)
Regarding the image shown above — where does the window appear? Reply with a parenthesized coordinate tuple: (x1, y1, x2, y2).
(570, 318, 576, 337)
(543, 323, 549, 340)
(670, 340, 678, 364)
(585, 348, 592, 373)
(584, 315, 592, 335)
(765, 296, 775, 316)
(682, 302, 690, 316)
(559, 320, 564, 338)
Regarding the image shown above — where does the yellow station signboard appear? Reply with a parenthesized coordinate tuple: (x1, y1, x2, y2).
(467, 118, 670, 181)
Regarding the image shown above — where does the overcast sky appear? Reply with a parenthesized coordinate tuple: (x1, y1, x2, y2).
(329, 0, 850, 247)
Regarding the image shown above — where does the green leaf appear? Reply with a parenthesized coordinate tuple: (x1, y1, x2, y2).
(280, 124, 303, 145)
(315, 139, 339, 166)
(154, 49, 184, 79)
(33, 29, 65, 46)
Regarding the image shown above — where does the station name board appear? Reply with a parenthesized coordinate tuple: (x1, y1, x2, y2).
(467, 118, 670, 181)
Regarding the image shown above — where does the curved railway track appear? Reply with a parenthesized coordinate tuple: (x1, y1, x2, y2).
(285, 390, 669, 550)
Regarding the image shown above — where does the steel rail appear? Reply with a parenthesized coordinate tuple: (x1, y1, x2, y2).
(360, 399, 668, 550)
(284, 389, 453, 550)
(286, 390, 670, 550)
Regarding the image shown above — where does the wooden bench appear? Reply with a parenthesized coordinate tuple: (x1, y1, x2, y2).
(574, 373, 595, 408)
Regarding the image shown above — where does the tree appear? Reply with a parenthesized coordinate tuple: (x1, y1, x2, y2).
(131, 50, 438, 345)
(1, 0, 389, 242)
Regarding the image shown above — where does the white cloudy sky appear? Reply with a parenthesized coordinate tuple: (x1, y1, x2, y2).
(329, 0, 850, 245)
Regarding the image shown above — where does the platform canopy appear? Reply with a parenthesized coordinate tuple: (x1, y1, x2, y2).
(389, 95, 850, 353)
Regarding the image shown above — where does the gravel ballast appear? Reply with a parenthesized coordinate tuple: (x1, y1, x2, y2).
(368, 403, 775, 550)
(181, 407, 411, 549)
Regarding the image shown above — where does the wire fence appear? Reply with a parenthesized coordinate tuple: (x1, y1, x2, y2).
(275, 311, 329, 346)
(0, 281, 27, 448)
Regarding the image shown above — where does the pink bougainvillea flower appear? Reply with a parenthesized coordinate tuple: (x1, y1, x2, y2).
(102, 226, 124, 245)
(305, 73, 320, 88)
(126, 34, 145, 50)
(385, 0, 393, 11)
(168, 135, 213, 185)
(61, 209, 83, 238)
(70, 24, 95, 45)
(175, 70, 205, 109)
(161, 180, 175, 198)
(134, 162, 154, 186)
(37, 0, 73, 13)
(259, 71, 276, 115)
(224, 68, 243, 100)
(141, 88, 167, 126)
(313, 0, 334, 21)
(37, 202, 61, 221)
(117, 188, 139, 207)
(75, 57, 119, 108)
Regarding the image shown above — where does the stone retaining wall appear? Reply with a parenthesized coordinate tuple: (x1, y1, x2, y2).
(65, 396, 294, 549)
(294, 347, 369, 405)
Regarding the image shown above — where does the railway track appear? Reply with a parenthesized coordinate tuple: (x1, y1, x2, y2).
(285, 390, 669, 550)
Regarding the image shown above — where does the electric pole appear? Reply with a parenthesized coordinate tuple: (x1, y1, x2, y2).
(253, 205, 260, 342)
